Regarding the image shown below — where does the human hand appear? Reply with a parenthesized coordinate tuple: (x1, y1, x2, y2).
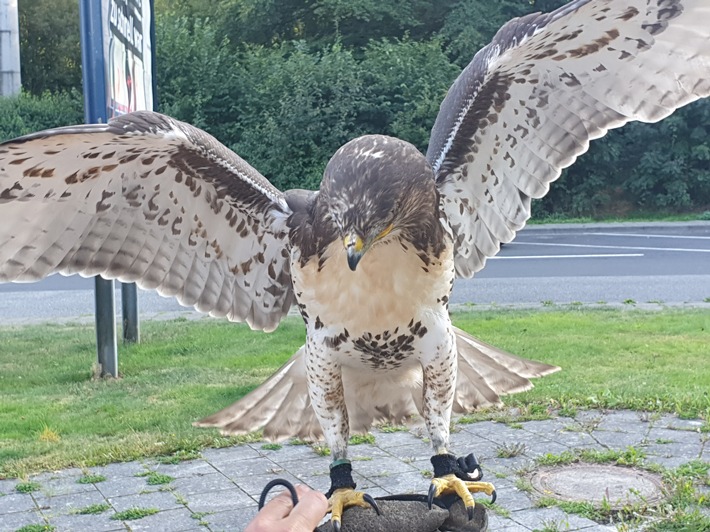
(245, 484, 328, 532)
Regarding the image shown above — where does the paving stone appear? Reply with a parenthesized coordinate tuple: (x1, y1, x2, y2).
(510, 506, 598, 531)
(153, 459, 217, 479)
(184, 487, 255, 513)
(520, 439, 570, 459)
(645, 452, 701, 470)
(201, 445, 262, 465)
(109, 489, 183, 513)
(0, 492, 37, 513)
(121, 506, 198, 531)
(35, 488, 108, 517)
(647, 427, 704, 446)
(491, 486, 535, 512)
(216, 456, 282, 478)
(96, 475, 150, 498)
(171, 472, 237, 496)
(49, 512, 126, 532)
(2, 409, 705, 531)
(366, 429, 421, 447)
(92, 460, 149, 480)
(345, 456, 418, 478)
(254, 442, 320, 462)
(31, 468, 84, 484)
(383, 440, 437, 460)
(592, 429, 647, 449)
(545, 428, 598, 448)
(205, 506, 259, 532)
(596, 410, 647, 431)
(0, 479, 16, 496)
(520, 418, 572, 436)
(487, 511, 533, 531)
(235, 470, 307, 497)
(280, 456, 330, 477)
(0, 510, 46, 532)
(33, 476, 98, 498)
(367, 470, 429, 495)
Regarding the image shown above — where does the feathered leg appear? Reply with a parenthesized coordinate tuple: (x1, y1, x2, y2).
(305, 345, 379, 531)
(423, 331, 496, 520)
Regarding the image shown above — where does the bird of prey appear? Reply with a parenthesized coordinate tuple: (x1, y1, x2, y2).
(2, 0, 710, 526)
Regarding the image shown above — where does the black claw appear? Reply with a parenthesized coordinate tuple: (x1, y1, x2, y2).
(257, 478, 299, 510)
(427, 483, 437, 510)
(490, 490, 497, 505)
(363, 493, 381, 516)
(332, 518, 341, 532)
(467, 504, 474, 520)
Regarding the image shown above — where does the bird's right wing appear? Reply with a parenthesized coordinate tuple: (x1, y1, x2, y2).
(427, 0, 710, 277)
(0, 111, 294, 331)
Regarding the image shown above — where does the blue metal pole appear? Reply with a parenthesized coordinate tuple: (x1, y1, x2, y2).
(79, 0, 118, 377)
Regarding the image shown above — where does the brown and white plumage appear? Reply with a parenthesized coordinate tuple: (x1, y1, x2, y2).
(0, 113, 293, 331)
(2, 0, 710, 514)
(429, 0, 710, 276)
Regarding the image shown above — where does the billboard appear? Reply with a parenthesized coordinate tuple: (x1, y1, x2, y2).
(102, 0, 154, 117)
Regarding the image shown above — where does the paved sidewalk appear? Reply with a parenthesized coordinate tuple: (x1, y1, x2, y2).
(1, 410, 708, 532)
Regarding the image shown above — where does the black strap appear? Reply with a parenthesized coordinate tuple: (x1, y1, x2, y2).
(431, 453, 483, 481)
(325, 460, 357, 498)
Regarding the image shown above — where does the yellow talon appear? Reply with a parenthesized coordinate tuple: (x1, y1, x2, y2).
(328, 488, 381, 531)
(428, 474, 496, 520)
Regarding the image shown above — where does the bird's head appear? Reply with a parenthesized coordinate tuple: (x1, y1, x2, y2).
(320, 135, 438, 271)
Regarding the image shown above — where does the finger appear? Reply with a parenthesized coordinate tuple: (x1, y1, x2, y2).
(258, 487, 297, 520)
(287, 485, 329, 528)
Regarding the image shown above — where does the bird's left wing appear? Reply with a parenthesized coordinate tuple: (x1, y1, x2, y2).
(0, 111, 294, 331)
(427, 0, 710, 277)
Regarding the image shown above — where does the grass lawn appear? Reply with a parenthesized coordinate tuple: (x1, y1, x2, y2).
(0, 307, 708, 478)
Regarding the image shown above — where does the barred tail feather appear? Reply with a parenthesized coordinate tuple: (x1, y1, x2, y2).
(195, 326, 559, 441)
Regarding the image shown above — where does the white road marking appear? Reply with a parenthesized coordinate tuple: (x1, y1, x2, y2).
(509, 242, 710, 253)
(584, 232, 710, 240)
(491, 253, 644, 260)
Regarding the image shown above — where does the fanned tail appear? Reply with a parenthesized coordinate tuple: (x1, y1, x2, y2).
(195, 326, 560, 440)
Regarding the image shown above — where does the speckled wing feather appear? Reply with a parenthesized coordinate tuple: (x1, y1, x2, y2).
(427, 0, 710, 277)
(0, 111, 293, 331)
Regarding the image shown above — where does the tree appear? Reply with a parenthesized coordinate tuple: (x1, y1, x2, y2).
(18, 0, 82, 95)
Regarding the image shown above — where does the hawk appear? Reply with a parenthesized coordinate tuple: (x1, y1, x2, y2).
(1, 0, 709, 526)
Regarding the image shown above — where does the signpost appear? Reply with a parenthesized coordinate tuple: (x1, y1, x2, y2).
(79, 0, 155, 376)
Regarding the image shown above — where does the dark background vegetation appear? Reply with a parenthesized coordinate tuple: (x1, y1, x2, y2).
(3, 0, 709, 218)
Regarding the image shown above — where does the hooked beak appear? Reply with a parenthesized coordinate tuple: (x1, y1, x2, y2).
(344, 233, 364, 271)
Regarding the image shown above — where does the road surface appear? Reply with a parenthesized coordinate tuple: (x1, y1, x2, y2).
(0, 222, 708, 324)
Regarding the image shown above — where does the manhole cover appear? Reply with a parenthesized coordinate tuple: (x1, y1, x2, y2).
(530, 464, 665, 509)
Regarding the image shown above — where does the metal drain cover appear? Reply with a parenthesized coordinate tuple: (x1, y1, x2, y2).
(530, 464, 665, 509)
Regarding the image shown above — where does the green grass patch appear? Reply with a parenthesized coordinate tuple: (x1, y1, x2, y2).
(76, 473, 106, 484)
(136, 471, 174, 485)
(261, 443, 282, 451)
(1, 309, 709, 477)
(349, 433, 375, 445)
(15, 481, 41, 493)
(72, 502, 111, 515)
(110, 507, 160, 520)
(15, 525, 55, 532)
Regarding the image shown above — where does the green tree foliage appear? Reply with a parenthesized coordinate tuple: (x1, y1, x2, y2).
(9, 0, 710, 214)
(0, 91, 84, 142)
(18, 0, 82, 95)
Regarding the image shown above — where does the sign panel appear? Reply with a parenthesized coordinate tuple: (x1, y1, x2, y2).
(102, 0, 154, 117)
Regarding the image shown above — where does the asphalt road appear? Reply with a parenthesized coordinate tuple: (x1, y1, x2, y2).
(452, 220, 710, 306)
(0, 222, 708, 324)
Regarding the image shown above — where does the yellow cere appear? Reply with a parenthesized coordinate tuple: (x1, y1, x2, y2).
(344, 234, 365, 253)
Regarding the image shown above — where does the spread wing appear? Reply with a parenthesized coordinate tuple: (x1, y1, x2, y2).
(0, 111, 294, 331)
(427, 0, 710, 277)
